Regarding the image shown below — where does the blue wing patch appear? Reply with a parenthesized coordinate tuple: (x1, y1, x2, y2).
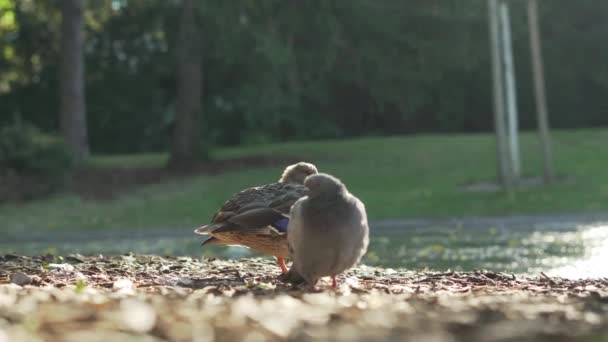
(272, 218, 289, 232)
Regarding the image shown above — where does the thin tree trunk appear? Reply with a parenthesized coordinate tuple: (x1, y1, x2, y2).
(527, 0, 555, 183)
(169, 0, 203, 170)
(500, 1, 521, 180)
(488, 0, 513, 191)
(60, 0, 89, 162)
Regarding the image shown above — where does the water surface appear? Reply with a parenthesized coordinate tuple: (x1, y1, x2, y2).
(2, 214, 607, 279)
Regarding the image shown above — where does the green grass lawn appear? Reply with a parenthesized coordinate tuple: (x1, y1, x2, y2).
(1, 129, 607, 232)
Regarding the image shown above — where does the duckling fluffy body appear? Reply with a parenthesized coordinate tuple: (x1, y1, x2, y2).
(286, 173, 369, 288)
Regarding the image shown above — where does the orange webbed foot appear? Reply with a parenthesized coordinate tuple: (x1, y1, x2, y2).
(277, 257, 288, 274)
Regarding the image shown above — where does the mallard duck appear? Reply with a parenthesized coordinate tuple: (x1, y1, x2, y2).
(284, 173, 369, 289)
(194, 162, 318, 273)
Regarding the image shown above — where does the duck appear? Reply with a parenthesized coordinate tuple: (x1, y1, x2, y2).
(284, 173, 369, 289)
(194, 162, 318, 273)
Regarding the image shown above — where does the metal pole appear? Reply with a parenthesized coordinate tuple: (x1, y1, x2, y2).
(527, 0, 555, 183)
(488, 0, 513, 190)
(500, 0, 521, 179)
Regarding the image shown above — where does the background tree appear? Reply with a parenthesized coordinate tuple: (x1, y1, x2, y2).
(1, 0, 607, 155)
(488, 0, 513, 190)
(527, 0, 555, 183)
(60, 0, 89, 162)
(168, 0, 203, 170)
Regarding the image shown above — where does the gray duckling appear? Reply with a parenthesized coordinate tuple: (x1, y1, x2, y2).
(194, 162, 318, 273)
(285, 173, 369, 288)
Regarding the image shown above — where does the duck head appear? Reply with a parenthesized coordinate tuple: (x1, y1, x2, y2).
(279, 162, 318, 184)
(303, 173, 345, 198)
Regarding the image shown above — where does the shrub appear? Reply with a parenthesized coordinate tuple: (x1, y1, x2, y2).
(0, 123, 72, 177)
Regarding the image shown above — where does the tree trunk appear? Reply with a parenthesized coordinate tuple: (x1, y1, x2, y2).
(487, 0, 513, 191)
(499, 1, 521, 180)
(527, 0, 555, 183)
(169, 0, 203, 171)
(60, 0, 89, 162)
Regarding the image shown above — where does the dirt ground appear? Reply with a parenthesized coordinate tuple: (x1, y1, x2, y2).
(1, 254, 607, 342)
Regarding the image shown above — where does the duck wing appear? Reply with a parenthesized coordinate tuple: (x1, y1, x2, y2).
(195, 182, 307, 235)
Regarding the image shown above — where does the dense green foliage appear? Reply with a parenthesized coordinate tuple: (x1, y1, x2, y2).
(1, 0, 607, 153)
(0, 122, 72, 176)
